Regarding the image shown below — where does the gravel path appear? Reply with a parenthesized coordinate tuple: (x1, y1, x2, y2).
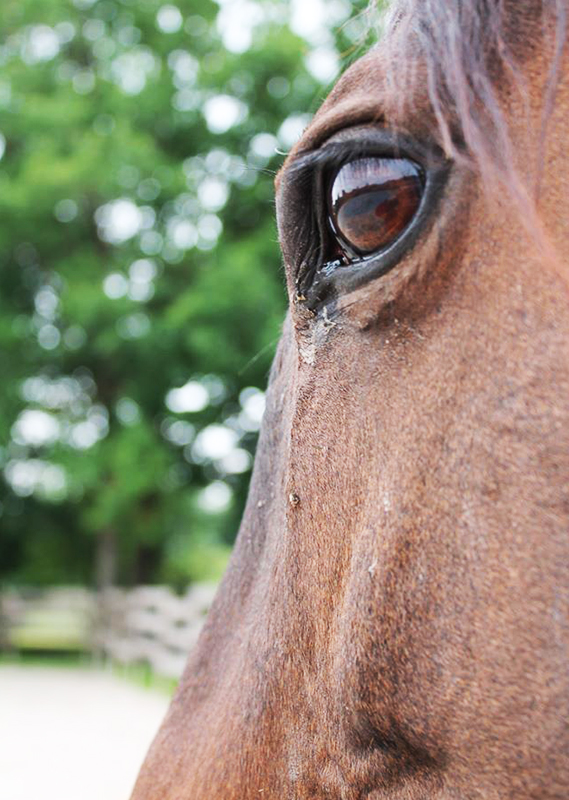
(0, 665, 171, 800)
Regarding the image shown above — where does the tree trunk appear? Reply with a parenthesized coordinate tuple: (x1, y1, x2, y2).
(95, 528, 117, 590)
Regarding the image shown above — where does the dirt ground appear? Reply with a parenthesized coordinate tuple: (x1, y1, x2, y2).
(0, 664, 171, 800)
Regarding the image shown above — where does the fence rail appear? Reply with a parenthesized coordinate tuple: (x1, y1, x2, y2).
(0, 584, 218, 679)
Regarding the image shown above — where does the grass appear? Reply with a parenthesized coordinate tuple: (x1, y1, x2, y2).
(110, 660, 179, 696)
(0, 650, 178, 696)
(0, 650, 91, 668)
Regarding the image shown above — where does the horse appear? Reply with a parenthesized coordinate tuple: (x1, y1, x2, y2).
(131, 1, 569, 797)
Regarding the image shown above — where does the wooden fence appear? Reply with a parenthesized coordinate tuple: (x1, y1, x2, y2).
(0, 584, 218, 679)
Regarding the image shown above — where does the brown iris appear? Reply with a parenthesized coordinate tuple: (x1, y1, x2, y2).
(328, 157, 424, 257)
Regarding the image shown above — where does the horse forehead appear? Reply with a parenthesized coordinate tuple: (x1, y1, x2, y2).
(318, 49, 389, 109)
(303, 50, 396, 142)
(275, 47, 429, 192)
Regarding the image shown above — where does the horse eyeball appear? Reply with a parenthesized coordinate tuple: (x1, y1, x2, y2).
(328, 157, 424, 257)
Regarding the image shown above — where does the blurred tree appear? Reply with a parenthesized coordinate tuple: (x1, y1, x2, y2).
(0, 0, 376, 587)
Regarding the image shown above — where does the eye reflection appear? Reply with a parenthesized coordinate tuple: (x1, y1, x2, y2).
(328, 157, 424, 259)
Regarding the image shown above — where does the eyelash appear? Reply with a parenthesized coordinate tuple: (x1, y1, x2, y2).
(289, 147, 359, 298)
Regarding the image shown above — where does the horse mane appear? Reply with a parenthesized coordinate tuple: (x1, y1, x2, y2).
(381, 0, 568, 264)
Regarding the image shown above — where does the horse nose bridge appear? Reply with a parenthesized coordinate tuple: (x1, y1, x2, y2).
(281, 361, 374, 582)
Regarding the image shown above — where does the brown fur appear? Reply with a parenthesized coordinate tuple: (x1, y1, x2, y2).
(381, 0, 568, 265)
(131, 2, 569, 798)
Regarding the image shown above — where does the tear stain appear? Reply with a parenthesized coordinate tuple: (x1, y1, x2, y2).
(322, 306, 336, 328)
(297, 305, 338, 365)
(299, 341, 316, 365)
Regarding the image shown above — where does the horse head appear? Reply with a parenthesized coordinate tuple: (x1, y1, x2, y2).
(132, 2, 569, 797)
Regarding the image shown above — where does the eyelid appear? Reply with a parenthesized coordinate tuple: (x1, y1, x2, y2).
(288, 129, 445, 184)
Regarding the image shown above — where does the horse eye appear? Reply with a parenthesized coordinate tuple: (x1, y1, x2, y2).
(328, 157, 424, 258)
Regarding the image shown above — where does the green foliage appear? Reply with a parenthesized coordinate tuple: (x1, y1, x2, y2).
(0, 0, 376, 587)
